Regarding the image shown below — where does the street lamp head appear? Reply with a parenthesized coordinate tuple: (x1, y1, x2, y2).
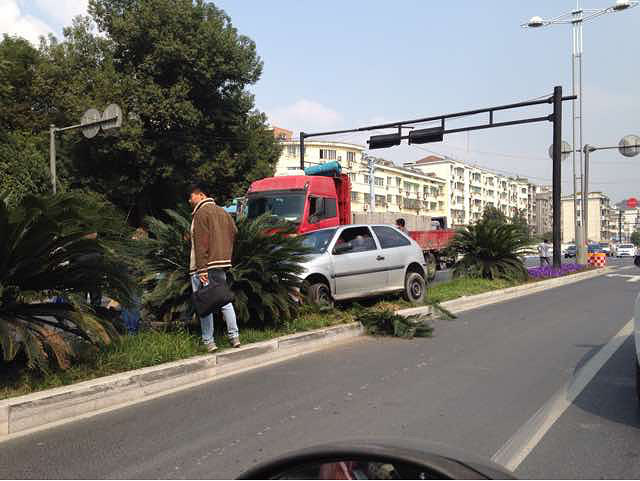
(613, 0, 632, 11)
(527, 16, 545, 27)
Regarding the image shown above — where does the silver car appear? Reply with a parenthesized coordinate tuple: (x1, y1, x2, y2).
(298, 224, 428, 307)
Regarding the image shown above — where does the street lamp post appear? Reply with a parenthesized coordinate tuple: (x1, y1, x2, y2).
(582, 134, 640, 245)
(523, 0, 638, 264)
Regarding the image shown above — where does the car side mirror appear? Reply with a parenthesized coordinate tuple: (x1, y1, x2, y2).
(333, 242, 353, 255)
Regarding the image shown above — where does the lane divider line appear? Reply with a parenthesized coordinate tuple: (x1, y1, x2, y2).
(491, 318, 634, 471)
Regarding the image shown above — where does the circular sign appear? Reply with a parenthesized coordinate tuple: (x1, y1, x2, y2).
(548, 141, 572, 160)
(627, 197, 638, 209)
(101, 103, 122, 131)
(81, 108, 101, 138)
(619, 134, 640, 158)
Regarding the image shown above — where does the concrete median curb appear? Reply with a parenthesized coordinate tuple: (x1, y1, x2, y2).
(0, 266, 614, 441)
(397, 266, 614, 318)
(0, 322, 363, 441)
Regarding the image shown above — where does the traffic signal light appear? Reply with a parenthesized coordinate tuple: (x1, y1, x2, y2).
(368, 133, 401, 149)
(408, 126, 444, 144)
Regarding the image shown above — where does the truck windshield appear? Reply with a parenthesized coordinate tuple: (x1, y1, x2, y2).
(247, 193, 305, 222)
(300, 229, 337, 254)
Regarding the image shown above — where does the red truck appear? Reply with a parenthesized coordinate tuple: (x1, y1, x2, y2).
(246, 162, 455, 281)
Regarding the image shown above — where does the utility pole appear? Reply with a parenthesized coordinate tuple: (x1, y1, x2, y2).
(552, 86, 563, 268)
(619, 209, 623, 242)
(368, 156, 376, 212)
(49, 125, 56, 194)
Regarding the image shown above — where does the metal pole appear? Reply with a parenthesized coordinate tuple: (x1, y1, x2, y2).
(571, 14, 580, 250)
(49, 124, 56, 194)
(552, 86, 563, 268)
(582, 145, 590, 244)
(299, 132, 306, 171)
(369, 156, 375, 211)
(619, 209, 623, 243)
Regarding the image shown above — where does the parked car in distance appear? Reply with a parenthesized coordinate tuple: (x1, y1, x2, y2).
(616, 243, 636, 258)
(298, 224, 428, 308)
(564, 244, 577, 258)
(599, 242, 612, 256)
(588, 244, 604, 254)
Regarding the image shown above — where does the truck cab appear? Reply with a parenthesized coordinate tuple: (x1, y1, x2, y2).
(246, 163, 350, 234)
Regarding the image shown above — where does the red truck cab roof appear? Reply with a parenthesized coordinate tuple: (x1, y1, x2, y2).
(248, 175, 337, 196)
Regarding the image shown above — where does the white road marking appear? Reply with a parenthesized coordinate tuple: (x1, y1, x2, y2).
(606, 274, 640, 282)
(491, 319, 634, 471)
(619, 265, 636, 271)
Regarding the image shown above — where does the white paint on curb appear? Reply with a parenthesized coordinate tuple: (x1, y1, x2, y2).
(397, 267, 613, 318)
(0, 323, 363, 442)
(491, 318, 633, 471)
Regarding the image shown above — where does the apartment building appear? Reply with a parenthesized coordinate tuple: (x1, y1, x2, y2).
(561, 192, 613, 242)
(610, 202, 640, 242)
(273, 133, 449, 221)
(405, 156, 531, 227)
(534, 187, 553, 236)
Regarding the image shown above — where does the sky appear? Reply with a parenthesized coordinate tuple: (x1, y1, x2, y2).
(2, 0, 638, 202)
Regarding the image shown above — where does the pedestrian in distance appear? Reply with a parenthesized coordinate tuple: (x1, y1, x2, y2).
(188, 182, 241, 352)
(396, 218, 408, 234)
(538, 238, 552, 267)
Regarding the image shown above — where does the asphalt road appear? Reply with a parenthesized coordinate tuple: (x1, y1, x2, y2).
(1, 258, 638, 479)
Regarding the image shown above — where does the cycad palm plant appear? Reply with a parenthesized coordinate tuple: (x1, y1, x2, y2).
(450, 217, 530, 281)
(141, 210, 310, 328)
(0, 192, 134, 371)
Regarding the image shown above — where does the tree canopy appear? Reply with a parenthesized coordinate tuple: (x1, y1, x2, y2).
(0, 0, 281, 223)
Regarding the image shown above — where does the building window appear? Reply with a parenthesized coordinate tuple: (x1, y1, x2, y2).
(286, 145, 299, 157)
(364, 174, 370, 184)
(319, 149, 337, 160)
(346, 151, 356, 162)
(351, 191, 359, 201)
(387, 176, 393, 186)
(348, 173, 357, 182)
(396, 195, 402, 205)
(387, 194, 393, 204)
(374, 177, 384, 187)
(364, 193, 371, 203)
(396, 177, 402, 187)
(375, 195, 386, 206)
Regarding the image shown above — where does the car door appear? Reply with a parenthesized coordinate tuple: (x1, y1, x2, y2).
(331, 226, 387, 299)
(371, 225, 412, 289)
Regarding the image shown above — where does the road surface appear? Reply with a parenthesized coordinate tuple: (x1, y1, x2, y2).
(1, 257, 638, 479)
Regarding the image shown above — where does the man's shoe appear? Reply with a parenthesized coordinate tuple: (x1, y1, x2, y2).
(205, 342, 218, 353)
(231, 337, 241, 348)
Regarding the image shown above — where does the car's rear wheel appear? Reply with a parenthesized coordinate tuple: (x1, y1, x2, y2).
(403, 272, 426, 304)
(424, 252, 437, 283)
(308, 282, 334, 309)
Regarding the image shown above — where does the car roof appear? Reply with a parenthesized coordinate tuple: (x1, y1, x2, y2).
(307, 224, 400, 233)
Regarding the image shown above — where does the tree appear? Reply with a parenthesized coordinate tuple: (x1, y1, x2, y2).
(53, 1, 282, 223)
(450, 217, 530, 281)
(141, 210, 309, 327)
(510, 208, 531, 241)
(481, 205, 507, 224)
(0, 191, 134, 372)
(631, 230, 640, 247)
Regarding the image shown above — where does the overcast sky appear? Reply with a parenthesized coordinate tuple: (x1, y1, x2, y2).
(3, 0, 638, 202)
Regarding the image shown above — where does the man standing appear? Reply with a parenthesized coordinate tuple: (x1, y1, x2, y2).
(189, 183, 240, 352)
(538, 238, 552, 267)
(396, 218, 408, 234)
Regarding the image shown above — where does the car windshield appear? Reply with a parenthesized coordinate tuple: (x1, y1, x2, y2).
(620, 244, 635, 249)
(246, 192, 305, 222)
(300, 229, 337, 254)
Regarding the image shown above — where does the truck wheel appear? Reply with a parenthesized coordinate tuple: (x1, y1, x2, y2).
(424, 252, 437, 283)
(308, 283, 334, 309)
(403, 272, 426, 304)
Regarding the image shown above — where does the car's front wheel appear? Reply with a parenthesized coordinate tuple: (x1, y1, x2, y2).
(403, 272, 426, 304)
(307, 282, 334, 309)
